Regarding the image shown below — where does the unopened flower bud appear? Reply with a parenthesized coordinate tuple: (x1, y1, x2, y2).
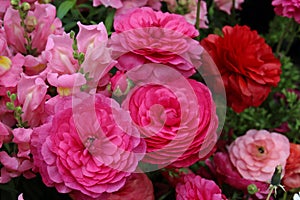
(6, 102, 15, 110)
(247, 184, 258, 195)
(10, 0, 19, 9)
(25, 16, 37, 33)
(21, 2, 31, 12)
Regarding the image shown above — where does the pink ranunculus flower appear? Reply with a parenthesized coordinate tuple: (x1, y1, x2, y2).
(176, 174, 227, 200)
(228, 129, 290, 182)
(110, 7, 203, 77)
(206, 152, 271, 199)
(106, 173, 154, 200)
(0, 54, 24, 88)
(30, 94, 146, 198)
(214, 0, 244, 15)
(44, 33, 79, 74)
(77, 22, 108, 53)
(272, 0, 300, 24)
(122, 65, 218, 167)
(17, 73, 49, 127)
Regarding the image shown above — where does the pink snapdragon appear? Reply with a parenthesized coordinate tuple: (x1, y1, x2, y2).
(272, 0, 300, 23)
(17, 74, 49, 127)
(214, 0, 244, 15)
(0, 54, 24, 88)
(0, 122, 11, 148)
(184, 0, 209, 29)
(12, 128, 33, 159)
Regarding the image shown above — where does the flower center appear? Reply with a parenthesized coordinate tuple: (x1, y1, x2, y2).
(257, 146, 265, 154)
(0, 56, 12, 71)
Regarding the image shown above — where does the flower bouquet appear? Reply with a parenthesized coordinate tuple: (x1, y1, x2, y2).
(0, 0, 299, 199)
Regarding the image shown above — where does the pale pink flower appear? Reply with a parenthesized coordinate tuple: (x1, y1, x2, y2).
(44, 33, 79, 74)
(122, 66, 218, 167)
(4, 3, 63, 55)
(0, 27, 11, 57)
(17, 73, 49, 127)
(0, 151, 35, 183)
(31, 94, 145, 198)
(93, 0, 123, 8)
(214, 0, 244, 15)
(0, 54, 24, 88)
(176, 174, 227, 200)
(18, 193, 24, 200)
(0, 0, 10, 19)
(110, 7, 203, 77)
(228, 129, 290, 182)
(184, 0, 209, 29)
(12, 128, 33, 159)
(77, 22, 108, 53)
(272, 0, 300, 23)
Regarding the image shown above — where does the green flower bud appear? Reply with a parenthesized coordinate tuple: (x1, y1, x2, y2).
(10, 0, 19, 9)
(247, 184, 258, 195)
(6, 102, 15, 110)
(271, 165, 283, 186)
(10, 93, 17, 101)
(21, 2, 31, 12)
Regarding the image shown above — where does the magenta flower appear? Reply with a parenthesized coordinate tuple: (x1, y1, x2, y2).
(228, 129, 290, 182)
(214, 0, 244, 15)
(176, 174, 227, 200)
(30, 94, 145, 198)
(0, 54, 24, 88)
(272, 0, 300, 23)
(110, 7, 203, 77)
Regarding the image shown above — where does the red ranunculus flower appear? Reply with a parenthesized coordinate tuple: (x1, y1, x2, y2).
(201, 25, 281, 113)
(283, 143, 300, 190)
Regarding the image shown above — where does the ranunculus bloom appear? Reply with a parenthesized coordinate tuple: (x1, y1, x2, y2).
(110, 7, 203, 77)
(283, 143, 300, 190)
(176, 174, 227, 200)
(206, 152, 271, 199)
(122, 66, 218, 167)
(272, 0, 300, 23)
(107, 173, 154, 200)
(214, 0, 244, 15)
(31, 94, 145, 198)
(228, 129, 290, 182)
(201, 25, 281, 113)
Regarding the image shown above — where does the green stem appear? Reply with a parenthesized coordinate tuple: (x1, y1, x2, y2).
(231, 0, 236, 24)
(195, 0, 201, 40)
(285, 22, 300, 54)
(266, 187, 274, 200)
(276, 18, 294, 55)
(282, 191, 287, 200)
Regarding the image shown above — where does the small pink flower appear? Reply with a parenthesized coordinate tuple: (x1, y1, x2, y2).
(110, 7, 203, 77)
(272, 0, 300, 24)
(214, 0, 244, 15)
(18, 193, 24, 200)
(110, 71, 133, 97)
(17, 74, 49, 127)
(0, 121, 12, 148)
(228, 129, 290, 182)
(77, 22, 108, 53)
(44, 33, 79, 74)
(0, 54, 24, 88)
(93, 0, 123, 8)
(12, 128, 33, 159)
(47, 73, 86, 96)
(184, 0, 209, 29)
(176, 174, 227, 200)
(0, 0, 10, 19)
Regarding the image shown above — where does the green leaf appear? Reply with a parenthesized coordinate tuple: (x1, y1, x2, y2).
(57, 0, 76, 19)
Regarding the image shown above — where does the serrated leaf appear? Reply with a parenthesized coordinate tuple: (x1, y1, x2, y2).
(57, 0, 76, 19)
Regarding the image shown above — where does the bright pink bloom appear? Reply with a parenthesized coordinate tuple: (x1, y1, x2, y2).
(214, 0, 244, 15)
(12, 128, 33, 159)
(272, 0, 300, 23)
(17, 74, 49, 127)
(31, 94, 145, 198)
(0, 28, 11, 56)
(206, 152, 271, 199)
(107, 173, 154, 200)
(228, 129, 290, 182)
(110, 7, 202, 77)
(77, 22, 108, 53)
(176, 174, 226, 200)
(123, 69, 218, 167)
(44, 33, 79, 74)
(23, 54, 48, 75)
(0, 54, 24, 88)
(0, 0, 10, 19)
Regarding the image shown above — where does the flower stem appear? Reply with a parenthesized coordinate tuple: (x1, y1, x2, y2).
(195, 0, 201, 40)
(266, 187, 274, 200)
(285, 22, 300, 54)
(276, 18, 294, 55)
